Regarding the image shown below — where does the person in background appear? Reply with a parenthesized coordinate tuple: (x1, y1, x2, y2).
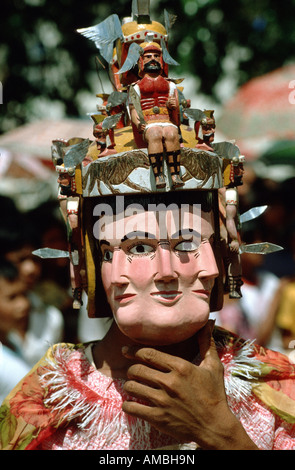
(26, 201, 76, 343)
(215, 224, 284, 352)
(0, 196, 64, 366)
(0, 259, 30, 403)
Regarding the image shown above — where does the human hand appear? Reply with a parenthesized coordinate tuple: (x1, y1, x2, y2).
(229, 239, 240, 253)
(122, 321, 257, 450)
(166, 96, 177, 110)
(137, 122, 146, 134)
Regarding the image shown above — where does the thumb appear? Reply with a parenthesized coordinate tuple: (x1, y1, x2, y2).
(197, 320, 218, 364)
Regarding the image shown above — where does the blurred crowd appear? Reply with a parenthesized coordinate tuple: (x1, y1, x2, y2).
(214, 165, 295, 358)
(1, 162, 295, 403)
(0, 193, 112, 403)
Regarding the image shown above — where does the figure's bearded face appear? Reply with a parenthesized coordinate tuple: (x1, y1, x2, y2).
(202, 121, 216, 144)
(142, 51, 162, 73)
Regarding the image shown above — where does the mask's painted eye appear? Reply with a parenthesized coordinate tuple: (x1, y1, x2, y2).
(129, 243, 154, 255)
(174, 240, 199, 252)
(103, 250, 113, 261)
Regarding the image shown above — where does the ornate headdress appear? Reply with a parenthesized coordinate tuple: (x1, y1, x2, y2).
(34, 1, 282, 317)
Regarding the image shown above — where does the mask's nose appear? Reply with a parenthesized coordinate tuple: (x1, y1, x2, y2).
(110, 248, 129, 286)
(197, 241, 219, 281)
(153, 242, 178, 283)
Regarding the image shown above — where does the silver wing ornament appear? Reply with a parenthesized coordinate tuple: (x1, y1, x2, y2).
(160, 38, 179, 66)
(164, 9, 177, 32)
(102, 113, 122, 130)
(77, 14, 123, 64)
(240, 206, 268, 224)
(106, 91, 127, 109)
(184, 108, 207, 123)
(63, 139, 90, 168)
(117, 42, 143, 74)
(239, 242, 283, 255)
(33, 248, 70, 259)
(211, 141, 240, 159)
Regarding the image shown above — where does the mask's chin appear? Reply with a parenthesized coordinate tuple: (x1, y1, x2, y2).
(116, 319, 207, 347)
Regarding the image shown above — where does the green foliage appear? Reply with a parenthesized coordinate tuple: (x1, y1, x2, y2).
(0, 404, 17, 448)
(1, 0, 295, 134)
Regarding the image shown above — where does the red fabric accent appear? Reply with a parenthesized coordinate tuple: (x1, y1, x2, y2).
(25, 426, 57, 450)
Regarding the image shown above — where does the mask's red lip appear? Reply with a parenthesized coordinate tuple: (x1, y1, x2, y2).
(150, 291, 182, 303)
(192, 289, 210, 297)
(114, 293, 136, 302)
(151, 290, 181, 295)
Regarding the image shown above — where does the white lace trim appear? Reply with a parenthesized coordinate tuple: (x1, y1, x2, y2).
(39, 339, 262, 443)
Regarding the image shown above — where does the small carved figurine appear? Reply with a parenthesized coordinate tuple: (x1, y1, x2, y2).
(195, 110, 216, 151)
(128, 40, 184, 188)
(223, 156, 245, 298)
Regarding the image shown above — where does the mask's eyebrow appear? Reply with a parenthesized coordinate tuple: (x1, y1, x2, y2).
(171, 228, 201, 240)
(99, 240, 110, 247)
(121, 231, 156, 242)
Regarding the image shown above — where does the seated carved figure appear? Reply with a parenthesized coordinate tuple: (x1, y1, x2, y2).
(129, 41, 184, 189)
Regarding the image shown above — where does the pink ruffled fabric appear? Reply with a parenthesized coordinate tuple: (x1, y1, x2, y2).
(38, 344, 295, 450)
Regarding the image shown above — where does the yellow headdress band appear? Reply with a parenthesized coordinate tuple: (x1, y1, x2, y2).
(139, 41, 162, 52)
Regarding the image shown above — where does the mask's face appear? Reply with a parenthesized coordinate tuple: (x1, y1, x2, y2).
(98, 207, 218, 345)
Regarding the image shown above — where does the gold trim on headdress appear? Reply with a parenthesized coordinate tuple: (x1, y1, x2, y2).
(139, 40, 162, 52)
(121, 20, 167, 43)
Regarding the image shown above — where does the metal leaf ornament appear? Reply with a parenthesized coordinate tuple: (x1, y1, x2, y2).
(116, 43, 143, 74)
(160, 38, 179, 66)
(63, 139, 90, 168)
(184, 108, 207, 123)
(77, 14, 123, 64)
(102, 113, 122, 130)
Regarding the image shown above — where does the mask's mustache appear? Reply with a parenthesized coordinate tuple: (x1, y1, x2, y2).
(204, 132, 214, 139)
(144, 60, 161, 69)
